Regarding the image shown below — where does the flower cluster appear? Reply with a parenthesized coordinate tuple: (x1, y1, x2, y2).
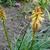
(31, 6, 44, 32)
(0, 6, 6, 21)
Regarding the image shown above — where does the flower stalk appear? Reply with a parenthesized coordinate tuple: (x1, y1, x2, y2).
(0, 6, 12, 50)
(2, 19, 12, 50)
(29, 6, 44, 50)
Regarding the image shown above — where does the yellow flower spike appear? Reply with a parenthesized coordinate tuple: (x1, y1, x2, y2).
(0, 6, 6, 21)
(31, 6, 44, 32)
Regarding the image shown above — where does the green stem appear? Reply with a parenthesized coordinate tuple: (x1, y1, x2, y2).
(32, 31, 35, 41)
(29, 32, 35, 50)
(2, 20, 12, 50)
